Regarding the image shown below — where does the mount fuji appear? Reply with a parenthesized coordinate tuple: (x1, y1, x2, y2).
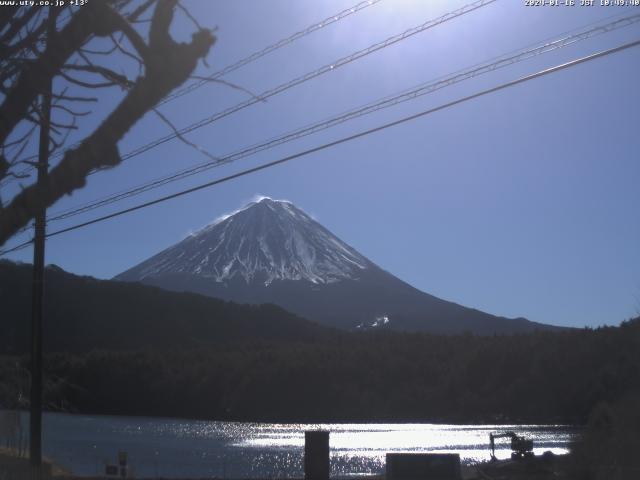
(115, 197, 554, 334)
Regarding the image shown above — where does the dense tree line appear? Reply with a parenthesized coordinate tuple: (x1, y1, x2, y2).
(570, 391, 640, 479)
(1, 318, 638, 424)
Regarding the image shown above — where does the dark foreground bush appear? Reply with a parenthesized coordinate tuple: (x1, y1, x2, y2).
(570, 392, 640, 480)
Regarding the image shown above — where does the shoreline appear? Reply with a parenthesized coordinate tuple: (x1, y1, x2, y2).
(4, 408, 583, 428)
(3, 446, 581, 480)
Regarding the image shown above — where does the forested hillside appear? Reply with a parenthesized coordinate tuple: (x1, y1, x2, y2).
(1, 319, 638, 424)
(0, 260, 336, 354)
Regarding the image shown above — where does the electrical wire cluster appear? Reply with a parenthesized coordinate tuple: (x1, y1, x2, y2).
(1, 1, 639, 257)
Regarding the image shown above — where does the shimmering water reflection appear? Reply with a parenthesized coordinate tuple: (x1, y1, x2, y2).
(34, 412, 576, 478)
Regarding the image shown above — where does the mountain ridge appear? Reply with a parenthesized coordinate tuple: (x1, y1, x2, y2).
(117, 197, 370, 286)
(116, 197, 559, 334)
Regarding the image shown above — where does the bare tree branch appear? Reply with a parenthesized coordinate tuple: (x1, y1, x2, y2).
(190, 75, 267, 103)
(63, 63, 135, 88)
(153, 107, 220, 162)
(127, 0, 159, 22)
(0, 0, 216, 246)
(0, 2, 119, 147)
(51, 94, 98, 103)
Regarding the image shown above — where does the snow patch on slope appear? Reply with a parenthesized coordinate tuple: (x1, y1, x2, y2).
(117, 197, 371, 286)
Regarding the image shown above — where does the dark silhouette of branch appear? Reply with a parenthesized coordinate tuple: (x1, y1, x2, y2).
(0, 0, 215, 244)
(51, 94, 98, 103)
(152, 107, 220, 162)
(189, 75, 267, 103)
(63, 63, 135, 88)
(0, 3, 115, 147)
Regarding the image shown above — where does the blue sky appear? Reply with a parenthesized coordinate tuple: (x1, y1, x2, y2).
(2, 0, 639, 328)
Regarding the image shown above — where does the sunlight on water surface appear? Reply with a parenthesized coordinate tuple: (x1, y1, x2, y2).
(22, 412, 576, 478)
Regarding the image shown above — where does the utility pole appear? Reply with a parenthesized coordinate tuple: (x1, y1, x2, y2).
(30, 6, 54, 471)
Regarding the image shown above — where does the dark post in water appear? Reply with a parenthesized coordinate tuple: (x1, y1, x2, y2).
(305, 430, 329, 480)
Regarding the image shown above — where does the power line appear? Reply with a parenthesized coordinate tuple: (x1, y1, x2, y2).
(2, 36, 637, 257)
(45, 12, 640, 223)
(0, 0, 493, 189)
(107, 0, 497, 168)
(42, 0, 500, 220)
(0, 237, 32, 256)
(0, 0, 386, 187)
(161, 0, 385, 105)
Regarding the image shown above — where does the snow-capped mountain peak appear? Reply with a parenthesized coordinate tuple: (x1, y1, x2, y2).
(117, 197, 371, 286)
(115, 197, 554, 335)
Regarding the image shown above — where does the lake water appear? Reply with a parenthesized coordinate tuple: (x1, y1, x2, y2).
(15, 412, 576, 478)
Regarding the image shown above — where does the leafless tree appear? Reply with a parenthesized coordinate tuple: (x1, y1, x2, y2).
(0, 0, 215, 246)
